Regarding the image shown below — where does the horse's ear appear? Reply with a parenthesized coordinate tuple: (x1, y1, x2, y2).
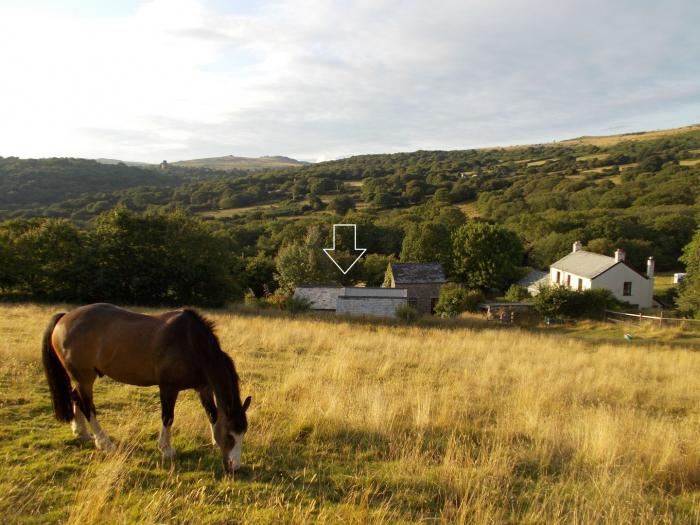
(242, 396, 251, 412)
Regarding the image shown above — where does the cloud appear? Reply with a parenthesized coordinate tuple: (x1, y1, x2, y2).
(0, 0, 699, 162)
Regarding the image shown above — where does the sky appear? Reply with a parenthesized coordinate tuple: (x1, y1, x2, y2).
(0, 0, 699, 163)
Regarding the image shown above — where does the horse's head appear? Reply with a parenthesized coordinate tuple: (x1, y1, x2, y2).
(214, 395, 251, 476)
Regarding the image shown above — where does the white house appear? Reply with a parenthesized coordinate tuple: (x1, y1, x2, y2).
(549, 241, 654, 308)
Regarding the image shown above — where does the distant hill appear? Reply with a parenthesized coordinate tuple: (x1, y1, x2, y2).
(559, 123, 700, 147)
(95, 158, 153, 168)
(171, 155, 310, 171)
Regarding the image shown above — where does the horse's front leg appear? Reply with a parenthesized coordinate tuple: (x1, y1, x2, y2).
(198, 387, 217, 446)
(158, 387, 179, 460)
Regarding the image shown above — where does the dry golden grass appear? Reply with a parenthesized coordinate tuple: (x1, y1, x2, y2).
(1, 303, 700, 523)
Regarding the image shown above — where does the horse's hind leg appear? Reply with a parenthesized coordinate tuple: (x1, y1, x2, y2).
(70, 389, 91, 441)
(158, 387, 179, 460)
(75, 379, 115, 452)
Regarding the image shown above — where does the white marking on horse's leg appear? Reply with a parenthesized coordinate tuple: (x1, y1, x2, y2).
(89, 414, 115, 452)
(158, 425, 176, 459)
(71, 405, 91, 440)
(210, 422, 216, 446)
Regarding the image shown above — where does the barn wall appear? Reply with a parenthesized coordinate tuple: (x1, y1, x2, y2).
(336, 297, 408, 318)
(403, 283, 443, 314)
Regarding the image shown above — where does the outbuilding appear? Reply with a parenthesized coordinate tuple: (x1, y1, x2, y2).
(292, 286, 408, 318)
(384, 262, 447, 314)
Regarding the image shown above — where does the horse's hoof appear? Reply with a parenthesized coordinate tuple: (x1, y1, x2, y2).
(74, 433, 92, 442)
(161, 447, 176, 460)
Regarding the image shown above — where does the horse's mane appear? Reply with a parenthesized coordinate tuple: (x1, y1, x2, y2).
(174, 309, 246, 430)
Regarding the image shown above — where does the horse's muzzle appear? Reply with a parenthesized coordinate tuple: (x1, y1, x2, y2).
(222, 457, 240, 478)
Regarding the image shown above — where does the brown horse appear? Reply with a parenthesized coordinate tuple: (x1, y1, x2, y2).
(41, 303, 251, 476)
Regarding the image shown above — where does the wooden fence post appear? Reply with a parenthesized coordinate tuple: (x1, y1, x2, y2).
(639, 312, 643, 326)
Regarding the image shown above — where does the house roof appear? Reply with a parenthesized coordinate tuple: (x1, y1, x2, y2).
(390, 262, 447, 284)
(551, 250, 628, 279)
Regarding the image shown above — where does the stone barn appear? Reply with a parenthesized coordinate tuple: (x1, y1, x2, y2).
(292, 286, 408, 318)
(384, 262, 447, 314)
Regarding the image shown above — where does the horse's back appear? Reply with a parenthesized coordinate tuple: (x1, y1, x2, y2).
(53, 303, 166, 386)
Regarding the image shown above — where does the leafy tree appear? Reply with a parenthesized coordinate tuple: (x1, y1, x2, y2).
(678, 228, 700, 317)
(274, 226, 338, 293)
(359, 253, 394, 287)
(245, 252, 277, 297)
(505, 284, 530, 302)
(400, 222, 452, 273)
(0, 219, 90, 300)
(328, 195, 355, 215)
(90, 208, 238, 306)
(452, 223, 524, 289)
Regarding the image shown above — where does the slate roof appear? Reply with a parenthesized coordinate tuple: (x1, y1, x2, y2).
(341, 287, 408, 298)
(390, 263, 447, 284)
(293, 286, 342, 310)
(550, 250, 620, 279)
(517, 270, 549, 289)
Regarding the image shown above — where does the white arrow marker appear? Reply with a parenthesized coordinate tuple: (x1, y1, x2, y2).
(323, 223, 367, 275)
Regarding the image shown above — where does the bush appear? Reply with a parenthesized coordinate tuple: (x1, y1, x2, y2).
(243, 289, 259, 307)
(261, 293, 288, 309)
(284, 295, 311, 315)
(533, 285, 618, 320)
(396, 303, 419, 323)
(434, 283, 483, 318)
(505, 284, 530, 302)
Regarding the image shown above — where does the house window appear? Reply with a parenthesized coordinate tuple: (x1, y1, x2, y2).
(577, 278, 583, 291)
(566, 275, 571, 287)
(408, 298, 418, 309)
(555, 271, 561, 284)
(623, 282, 632, 296)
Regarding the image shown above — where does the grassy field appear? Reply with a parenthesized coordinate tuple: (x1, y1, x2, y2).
(2, 304, 700, 524)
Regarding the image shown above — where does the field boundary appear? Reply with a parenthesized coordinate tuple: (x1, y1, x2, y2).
(604, 309, 700, 328)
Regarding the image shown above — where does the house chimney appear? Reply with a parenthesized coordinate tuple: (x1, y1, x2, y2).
(647, 256, 655, 278)
(614, 249, 625, 263)
(572, 241, 583, 253)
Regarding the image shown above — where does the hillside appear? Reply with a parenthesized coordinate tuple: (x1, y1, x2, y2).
(1, 123, 699, 283)
(171, 154, 309, 171)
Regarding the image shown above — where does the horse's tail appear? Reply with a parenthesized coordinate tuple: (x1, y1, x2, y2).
(41, 312, 73, 422)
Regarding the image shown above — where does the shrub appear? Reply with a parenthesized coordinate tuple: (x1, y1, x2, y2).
(434, 283, 483, 318)
(505, 284, 530, 302)
(261, 293, 288, 310)
(284, 295, 311, 315)
(534, 285, 618, 320)
(396, 303, 419, 323)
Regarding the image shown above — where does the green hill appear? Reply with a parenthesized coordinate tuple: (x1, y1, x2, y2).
(1, 124, 699, 276)
(171, 154, 309, 171)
